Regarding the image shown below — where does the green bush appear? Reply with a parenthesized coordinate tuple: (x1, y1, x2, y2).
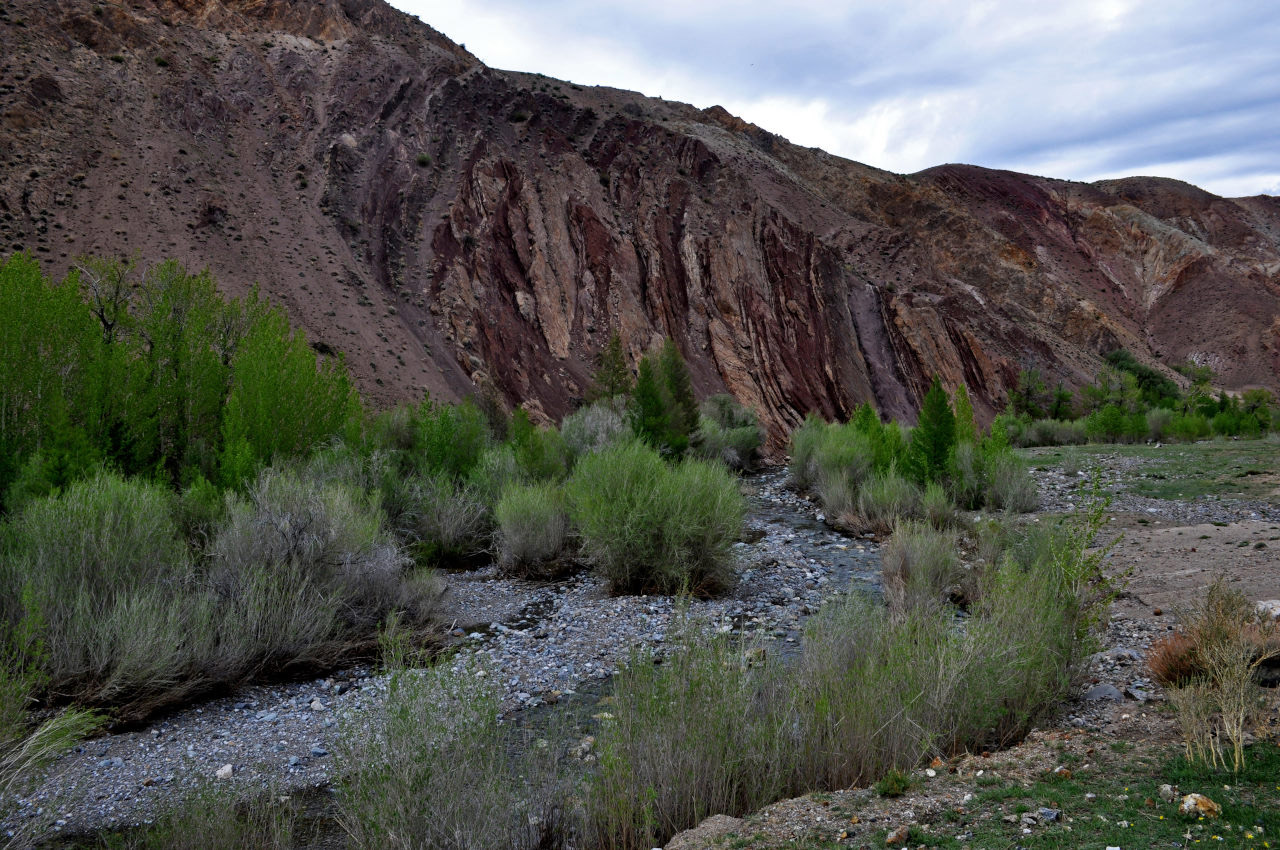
(851, 468, 921, 534)
(693, 394, 764, 471)
(587, 635, 792, 849)
(464, 444, 527, 510)
(339, 660, 569, 850)
(508, 409, 569, 481)
(1168, 413, 1211, 441)
(788, 414, 828, 491)
(566, 441, 743, 595)
(1146, 407, 1174, 441)
(560, 399, 629, 461)
(882, 520, 960, 615)
(494, 482, 570, 574)
(985, 451, 1038, 513)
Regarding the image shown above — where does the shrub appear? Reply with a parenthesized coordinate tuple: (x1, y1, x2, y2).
(1163, 577, 1280, 772)
(415, 152, 431, 167)
(1146, 407, 1174, 441)
(787, 414, 828, 491)
(398, 473, 489, 565)
(921, 481, 956, 530)
(508, 409, 569, 481)
(0, 465, 436, 719)
(948, 441, 983, 509)
(494, 482, 571, 575)
(984, 451, 1038, 513)
(560, 399, 629, 462)
(587, 635, 792, 850)
(115, 783, 300, 850)
(210, 467, 423, 628)
(464, 444, 527, 510)
(1168, 413, 1211, 441)
(874, 768, 913, 797)
(849, 468, 921, 534)
(693, 394, 764, 471)
(566, 441, 744, 595)
(1, 472, 189, 698)
(882, 520, 960, 616)
(339, 660, 569, 850)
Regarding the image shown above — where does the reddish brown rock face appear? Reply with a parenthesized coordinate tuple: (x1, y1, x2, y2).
(3, 0, 1278, 443)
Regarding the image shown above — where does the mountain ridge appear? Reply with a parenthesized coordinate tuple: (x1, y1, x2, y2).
(3, 0, 1278, 439)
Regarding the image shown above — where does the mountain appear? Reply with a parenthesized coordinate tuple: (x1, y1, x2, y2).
(4, 0, 1279, 439)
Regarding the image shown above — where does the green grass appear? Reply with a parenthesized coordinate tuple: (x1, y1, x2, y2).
(1023, 438, 1280, 503)
(865, 744, 1280, 850)
(737, 743, 1280, 850)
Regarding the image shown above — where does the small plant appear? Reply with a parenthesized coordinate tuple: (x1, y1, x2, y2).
(509, 110, 530, 122)
(566, 441, 744, 595)
(874, 767, 913, 797)
(1163, 577, 1280, 772)
(882, 520, 960, 615)
(494, 482, 570, 575)
(415, 152, 431, 167)
(154, 56, 170, 67)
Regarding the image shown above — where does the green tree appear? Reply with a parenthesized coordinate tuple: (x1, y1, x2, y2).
(1008, 368, 1050, 419)
(220, 299, 360, 486)
(121, 261, 237, 482)
(1048, 382, 1075, 420)
(952, 383, 977, 445)
(588, 332, 633, 401)
(657, 337, 698, 455)
(0, 254, 103, 505)
(631, 357, 669, 451)
(908, 376, 957, 484)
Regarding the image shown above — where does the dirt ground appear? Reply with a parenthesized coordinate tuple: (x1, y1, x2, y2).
(1105, 514, 1280, 619)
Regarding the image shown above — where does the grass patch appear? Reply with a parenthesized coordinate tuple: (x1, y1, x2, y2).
(1023, 438, 1280, 503)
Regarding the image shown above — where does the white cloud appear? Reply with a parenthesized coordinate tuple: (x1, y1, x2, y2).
(394, 0, 1280, 196)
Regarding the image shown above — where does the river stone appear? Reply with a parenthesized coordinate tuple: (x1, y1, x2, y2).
(1084, 683, 1123, 701)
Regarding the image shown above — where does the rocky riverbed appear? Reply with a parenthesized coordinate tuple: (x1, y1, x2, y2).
(5, 469, 881, 841)
(10, 449, 1280, 846)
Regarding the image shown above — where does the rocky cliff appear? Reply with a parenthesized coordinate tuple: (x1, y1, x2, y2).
(3, 0, 1279, 439)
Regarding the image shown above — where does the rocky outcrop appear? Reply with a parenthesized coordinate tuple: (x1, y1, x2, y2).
(3, 0, 1278, 441)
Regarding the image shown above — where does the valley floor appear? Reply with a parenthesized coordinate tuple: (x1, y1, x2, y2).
(10, 441, 1280, 848)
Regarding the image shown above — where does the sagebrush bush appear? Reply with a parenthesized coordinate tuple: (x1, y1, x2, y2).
(787, 414, 828, 491)
(882, 520, 960, 616)
(921, 481, 956, 529)
(587, 635, 792, 850)
(851, 468, 921, 534)
(567, 441, 744, 595)
(985, 451, 1038, 513)
(398, 473, 489, 565)
(0, 466, 436, 718)
(494, 482, 571, 574)
(693, 394, 764, 470)
(560, 399, 630, 462)
(339, 660, 570, 850)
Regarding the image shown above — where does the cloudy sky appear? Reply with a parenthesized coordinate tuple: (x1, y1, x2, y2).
(389, 1, 1279, 197)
